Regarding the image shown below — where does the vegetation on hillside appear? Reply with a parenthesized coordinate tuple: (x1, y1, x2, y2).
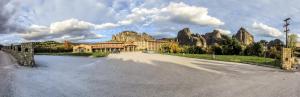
(159, 34, 294, 67)
(34, 41, 73, 53)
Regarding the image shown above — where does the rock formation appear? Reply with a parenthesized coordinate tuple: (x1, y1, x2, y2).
(234, 27, 254, 45)
(203, 30, 223, 46)
(112, 31, 155, 42)
(176, 28, 206, 47)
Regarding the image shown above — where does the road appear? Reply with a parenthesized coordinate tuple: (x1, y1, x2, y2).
(1, 51, 300, 97)
(0, 51, 17, 97)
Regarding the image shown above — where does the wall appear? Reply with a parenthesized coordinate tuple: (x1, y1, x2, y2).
(1, 43, 35, 67)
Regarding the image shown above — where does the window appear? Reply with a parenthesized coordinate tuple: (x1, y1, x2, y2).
(25, 48, 29, 52)
(18, 47, 22, 51)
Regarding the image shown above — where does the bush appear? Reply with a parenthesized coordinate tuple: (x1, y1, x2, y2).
(182, 46, 206, 54)
(267, 47, 280, 59)
(221, 38, 243, 55)
(92, 52, 110, 57)
(245, 42, 264, 57)
(211, 45, 223, 55)
(160, 42, 182, 53)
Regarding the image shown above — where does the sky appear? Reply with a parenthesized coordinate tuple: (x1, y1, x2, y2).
(0, 0, 299, 45)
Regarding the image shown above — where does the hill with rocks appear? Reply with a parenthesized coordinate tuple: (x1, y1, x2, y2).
(233, 27, 254, 45)
(112, 31, 155, 42)
(176, 28, 207, 47)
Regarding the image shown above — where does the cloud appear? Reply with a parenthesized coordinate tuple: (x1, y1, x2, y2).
(95, 23, 120, 29)
(118, 2, 224, 26)
(0, 0, 25, 34)
(20, 19, 107, 41)
(215, 28, 231, 35)
(297, 34, 300, 42)
(0, 34, 25, 45)
(252, 22, 283, 38)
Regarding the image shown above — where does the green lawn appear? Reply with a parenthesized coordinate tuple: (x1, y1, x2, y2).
(35, 52, 109, 58)
(167, 53, 280, 67)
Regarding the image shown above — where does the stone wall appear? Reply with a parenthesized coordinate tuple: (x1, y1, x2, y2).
(281, 48, 300, 71)
(1, 43, 35, 67)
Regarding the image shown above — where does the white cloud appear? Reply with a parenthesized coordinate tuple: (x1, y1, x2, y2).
(252, 22, 283, 38)
(19, 19, 109, 41)
(215, 28, 231, 35)
(297, 34, 300, 42)
(117, 2, 224, 26)
(95, 23, 120, 29)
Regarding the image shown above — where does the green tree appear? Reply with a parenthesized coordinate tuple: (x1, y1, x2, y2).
(160, 42, 182, 53)
(288, 34, 298, 51)
(211, 45, 223, 55)
(246, 42, 264, 56)
(221, 38, 243, 55)
(267, 46, 280, 59)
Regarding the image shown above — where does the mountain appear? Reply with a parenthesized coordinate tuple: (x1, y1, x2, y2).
(233, 27, 254, 45)
(112, 31, 155, 42)
(176, 28, 206, 47)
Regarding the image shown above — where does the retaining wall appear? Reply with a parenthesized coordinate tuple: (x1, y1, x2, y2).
(1, 43, 35, 67)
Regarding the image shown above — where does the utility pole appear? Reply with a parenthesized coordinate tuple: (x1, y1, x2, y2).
(284, 18, 291, 48)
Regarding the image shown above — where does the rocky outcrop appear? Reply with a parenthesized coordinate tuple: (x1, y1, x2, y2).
(234, 27, 254, 45)
(112, 31, 155, 42)
(176, 28, 206, 47)
(203, 30, 223, 46)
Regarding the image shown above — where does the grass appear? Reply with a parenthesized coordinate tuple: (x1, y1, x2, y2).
(167, 53, 280, 68)
(35, 52, 109, 58)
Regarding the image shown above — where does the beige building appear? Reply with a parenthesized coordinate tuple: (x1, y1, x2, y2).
(73, 42, 136, 53)
(134, 40, 167, 51)
(296, 42, 300, 48)
(73, 41, 167, 53)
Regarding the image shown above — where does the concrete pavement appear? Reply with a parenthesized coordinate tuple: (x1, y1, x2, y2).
(1, 52, 300, 97)
(0, 51, 17, 97)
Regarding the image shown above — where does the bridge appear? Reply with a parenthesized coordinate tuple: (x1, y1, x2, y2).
(0, 43, 35, 67)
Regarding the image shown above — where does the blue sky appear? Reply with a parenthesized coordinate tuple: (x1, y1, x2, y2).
(0, 0, 299, 44)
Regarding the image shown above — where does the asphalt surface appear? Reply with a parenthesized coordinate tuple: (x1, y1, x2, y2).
(1, 51, 300, 97)
(0, 51, 17, 97)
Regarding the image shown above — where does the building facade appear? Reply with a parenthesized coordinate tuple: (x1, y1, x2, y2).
(73, 41, 167, 53)
(73, 42, 136, 53)
(297, 42, 300, 49)
(134, 40, 167, 51)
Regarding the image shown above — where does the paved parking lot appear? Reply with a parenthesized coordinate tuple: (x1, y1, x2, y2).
(1, 51, 300, 97)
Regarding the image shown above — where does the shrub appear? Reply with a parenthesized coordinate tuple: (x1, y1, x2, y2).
(160, 42, 182, 53)
(211, 45, 223, 55)
(267, 47, 280, 59)
(92, 52, 110, 57)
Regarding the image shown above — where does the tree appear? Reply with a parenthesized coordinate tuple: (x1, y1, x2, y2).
(160, 42, 182, 53)
(246, 42, 264, 56)
(288, 34, 298, 51)
(220, 34, 232, 45)
(268, 39, 284, 50)
(221, 38, 243, 55)
(267, 47, 280, 59)
(211, 45, 223, 55)
(231, 38, 243, 55)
